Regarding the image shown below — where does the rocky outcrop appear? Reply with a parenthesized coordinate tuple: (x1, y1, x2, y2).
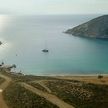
(0, 41, 2, 45)
(65, 15, 108, 38)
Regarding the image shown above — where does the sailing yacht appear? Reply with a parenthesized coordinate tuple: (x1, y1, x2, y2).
(42, 49, 49, 52)
(42, 39, 49, 53)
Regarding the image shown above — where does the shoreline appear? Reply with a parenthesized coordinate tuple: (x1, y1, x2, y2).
(10, 71, 108, 85)
(20, 72, 108, 77)
(11, 71, 108, 77)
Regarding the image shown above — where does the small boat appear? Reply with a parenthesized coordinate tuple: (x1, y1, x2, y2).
(42, 49, 49, 53)
(42, 39, 49, 53)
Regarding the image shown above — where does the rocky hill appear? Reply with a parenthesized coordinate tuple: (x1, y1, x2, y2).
(65, 15, 108, 38)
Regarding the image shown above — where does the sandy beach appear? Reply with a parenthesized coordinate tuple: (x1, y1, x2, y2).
(54, 75, 108, 85)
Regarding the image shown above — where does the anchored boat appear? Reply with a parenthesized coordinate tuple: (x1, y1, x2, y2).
(42, 49, 49, 53)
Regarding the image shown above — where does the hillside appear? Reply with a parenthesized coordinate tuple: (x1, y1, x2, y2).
(65, 15, 108, 38)
(0, 70, 108, 108)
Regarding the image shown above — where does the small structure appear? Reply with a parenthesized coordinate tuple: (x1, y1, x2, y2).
(98, 75, 103, 80)
(0, 63, 16, 72)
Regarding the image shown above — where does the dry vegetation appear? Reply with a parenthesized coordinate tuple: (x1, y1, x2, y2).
(27, 82, 48, 92)
(1, 70, 108, 108)
(0, 76, 5, 84)
(1, 71, 58, 82)
(45, 79, 108, 108)
(3, 82, 59, 108)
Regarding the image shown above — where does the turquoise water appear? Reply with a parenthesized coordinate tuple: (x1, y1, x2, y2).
(0, 15, 108, 75)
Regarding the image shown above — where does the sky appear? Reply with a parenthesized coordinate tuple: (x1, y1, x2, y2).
(0, 0, 108, 15)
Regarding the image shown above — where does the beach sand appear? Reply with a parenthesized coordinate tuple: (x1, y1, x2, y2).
(54, 75, 108, 85)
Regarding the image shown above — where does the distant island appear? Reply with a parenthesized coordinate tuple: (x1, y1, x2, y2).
(65, 15, 108, 38)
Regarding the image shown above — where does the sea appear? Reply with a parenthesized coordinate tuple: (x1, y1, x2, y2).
(0, 14, 108, 75)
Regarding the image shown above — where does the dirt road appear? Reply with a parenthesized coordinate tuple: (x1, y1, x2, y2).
(21, 82, 74, 108)
(0, 74, 12, 108)
(32, 80, 52, 93)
